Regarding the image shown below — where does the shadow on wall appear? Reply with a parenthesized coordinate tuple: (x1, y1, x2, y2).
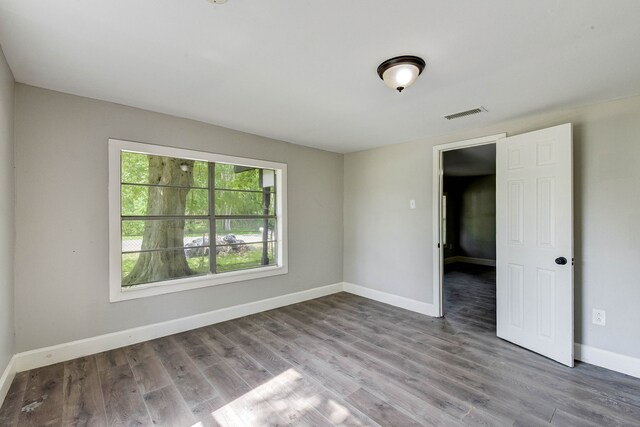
(573, 123, 584, 345)
(443, 175, 496, 261)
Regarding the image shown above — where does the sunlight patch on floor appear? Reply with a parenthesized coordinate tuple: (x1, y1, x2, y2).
(194, 368, 355, 426)
(326, 398, 354, 424)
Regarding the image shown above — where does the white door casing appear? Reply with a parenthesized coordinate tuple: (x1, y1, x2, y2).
(432, 133, 506, 317)
(496, 123, 574, 367)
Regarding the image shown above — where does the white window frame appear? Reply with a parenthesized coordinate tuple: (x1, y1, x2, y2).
(108, 138, 288, 302)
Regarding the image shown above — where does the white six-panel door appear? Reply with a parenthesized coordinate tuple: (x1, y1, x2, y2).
(496, 123, 574, 367)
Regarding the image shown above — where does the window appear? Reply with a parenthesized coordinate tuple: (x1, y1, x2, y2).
(109, 139, 287, 301)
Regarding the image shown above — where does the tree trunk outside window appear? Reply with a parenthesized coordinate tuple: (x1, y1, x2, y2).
(123, 157, 195, 286)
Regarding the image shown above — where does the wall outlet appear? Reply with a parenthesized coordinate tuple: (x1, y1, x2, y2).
(592, 309, 606, 326)
(409, 200, 416, 209)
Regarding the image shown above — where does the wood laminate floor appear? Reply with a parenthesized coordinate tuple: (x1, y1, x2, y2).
(2, 264, 640, 426)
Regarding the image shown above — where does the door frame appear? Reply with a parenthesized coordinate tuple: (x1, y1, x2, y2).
(431, 133, 506, 317)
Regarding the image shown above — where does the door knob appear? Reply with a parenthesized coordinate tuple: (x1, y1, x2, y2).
(555, 257, 567, 265)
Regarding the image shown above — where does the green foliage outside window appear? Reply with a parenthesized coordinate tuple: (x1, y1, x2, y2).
(120, 151, 277, 287)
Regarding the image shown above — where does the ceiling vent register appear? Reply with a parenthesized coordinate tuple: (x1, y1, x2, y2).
(443, 106, 487, 120)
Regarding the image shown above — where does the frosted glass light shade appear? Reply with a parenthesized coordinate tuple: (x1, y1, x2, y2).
(382, 64, 420, 91)
(377, 56, 426, 92)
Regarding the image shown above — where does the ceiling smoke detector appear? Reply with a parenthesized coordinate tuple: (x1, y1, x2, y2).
(208, 0, 227, 4)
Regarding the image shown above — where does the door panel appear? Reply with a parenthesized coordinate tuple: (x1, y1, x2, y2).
(508, 180, 524, 245)
(536, 268, 555, 340)
(508, 263, 524, 328)
(497, 123, 574, 367)
(536, 177, 555, 247)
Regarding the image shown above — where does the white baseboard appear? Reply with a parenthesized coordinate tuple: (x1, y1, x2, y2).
(575, 343, 640, 379)
(0, 355, 16, 406)
(343, 282, 437, 317)
(444, 256, 496, 267)
(7, 280, 639, 384)
(14, 283, 343, 373)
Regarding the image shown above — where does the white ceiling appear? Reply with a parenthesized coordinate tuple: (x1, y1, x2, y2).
(1, 1, 640, 153)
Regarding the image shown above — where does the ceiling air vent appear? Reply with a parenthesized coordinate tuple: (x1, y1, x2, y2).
(443, 106, 487, 120)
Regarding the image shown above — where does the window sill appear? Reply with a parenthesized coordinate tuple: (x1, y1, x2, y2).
(109, 265, 288, 302)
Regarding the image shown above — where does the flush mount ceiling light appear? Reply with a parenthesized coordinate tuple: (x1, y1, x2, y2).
(377, 55, 426, 92)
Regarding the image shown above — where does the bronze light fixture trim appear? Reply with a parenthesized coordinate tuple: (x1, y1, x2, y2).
(377, 55, 426, 92)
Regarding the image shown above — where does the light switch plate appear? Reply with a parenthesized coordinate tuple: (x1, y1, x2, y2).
(409, 200, 416, 209)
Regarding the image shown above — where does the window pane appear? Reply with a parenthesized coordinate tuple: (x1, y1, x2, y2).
(215, 218, 276, 244)
(216, 241, 277, 273)
(121, 152, 208, 187)
(122, 253, 138, 280)
(215, 164, 276, 192)
(121, 185, 208, 216)
(186, 254, 210, 274)
(215, 163, 258, 190)
(122, 250, 208, 286)
(214, 190, 275, 216)
(192, 161, 209, 188)
(122, 219, 209, 252)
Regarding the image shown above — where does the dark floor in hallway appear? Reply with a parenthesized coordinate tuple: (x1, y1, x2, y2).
(443, 262, 497, 331)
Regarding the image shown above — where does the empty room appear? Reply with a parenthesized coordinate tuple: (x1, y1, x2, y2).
(1, 1, 640, 426)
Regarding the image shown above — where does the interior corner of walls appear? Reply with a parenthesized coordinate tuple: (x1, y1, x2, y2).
(574, 343, 640, 379)
(0, 355, 16, 406)
(343, 282, 437, 317)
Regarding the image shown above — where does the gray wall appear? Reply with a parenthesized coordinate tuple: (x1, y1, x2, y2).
(8, 79, 640, 362)
(0, 46, 14, 373)
(444, 175, 496, 260)
(344, 94, 640, 359)
(13, 84, 344, 352)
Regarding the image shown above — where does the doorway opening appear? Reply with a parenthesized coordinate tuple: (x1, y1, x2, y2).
(432, 133, 505, 319)
(442, 143, 497, 329)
